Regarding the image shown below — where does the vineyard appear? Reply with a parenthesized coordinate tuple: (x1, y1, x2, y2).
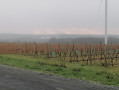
(0, 42, 119, 67)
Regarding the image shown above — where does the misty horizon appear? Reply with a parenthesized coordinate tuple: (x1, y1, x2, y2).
(0, 0, 119, 35)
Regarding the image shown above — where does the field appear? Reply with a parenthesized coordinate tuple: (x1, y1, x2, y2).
(0, 42, 119, 86)
(0, 43, 119, 66)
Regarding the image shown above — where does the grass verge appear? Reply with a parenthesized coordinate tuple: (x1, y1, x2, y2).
(0, 54, 119, 86)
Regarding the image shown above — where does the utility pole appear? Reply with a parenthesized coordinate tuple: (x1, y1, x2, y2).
(105, 0, 108, 45)
(104, 0, 108, 67)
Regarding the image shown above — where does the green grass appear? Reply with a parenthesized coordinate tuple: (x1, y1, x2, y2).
(0, 54, 119, 86)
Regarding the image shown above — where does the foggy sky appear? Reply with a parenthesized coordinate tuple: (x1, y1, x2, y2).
(0, 0, 119, 35)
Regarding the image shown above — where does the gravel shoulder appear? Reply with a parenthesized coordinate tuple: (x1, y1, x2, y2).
(0, 65, 119, 90)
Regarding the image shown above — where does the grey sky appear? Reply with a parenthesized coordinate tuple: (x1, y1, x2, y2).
(0, 0, 119, 35)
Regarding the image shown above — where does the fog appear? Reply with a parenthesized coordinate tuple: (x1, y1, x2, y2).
(0, 0, 119, 35)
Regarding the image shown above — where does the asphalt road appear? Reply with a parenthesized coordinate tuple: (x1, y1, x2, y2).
(0, 65, 119, 90)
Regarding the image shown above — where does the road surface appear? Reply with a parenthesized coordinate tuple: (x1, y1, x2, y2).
(0, 65, 118, 90)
